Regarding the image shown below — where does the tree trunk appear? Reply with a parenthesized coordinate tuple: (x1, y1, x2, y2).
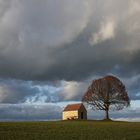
(104, 109, 109, 120)
(104, 101, 110, 120)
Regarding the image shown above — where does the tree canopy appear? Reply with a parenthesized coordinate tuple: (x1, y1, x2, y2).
(82, 75, 130, 120)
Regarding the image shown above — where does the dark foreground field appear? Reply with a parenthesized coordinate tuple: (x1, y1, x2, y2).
(0, 120, 140, 140)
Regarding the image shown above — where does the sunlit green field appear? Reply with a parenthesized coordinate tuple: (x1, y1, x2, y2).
(0, 120, 140, 140)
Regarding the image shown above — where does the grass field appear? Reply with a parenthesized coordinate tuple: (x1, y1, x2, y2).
(0, 120, 140, 140)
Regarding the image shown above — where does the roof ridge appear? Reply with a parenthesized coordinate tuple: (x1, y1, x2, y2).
(63, 103, 83, 111)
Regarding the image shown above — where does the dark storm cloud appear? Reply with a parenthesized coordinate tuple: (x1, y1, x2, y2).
(0, 0, 91, 81)
(0, 104, 62, 120)
(0, 0, 139, 82)
(0, 79, 39, 103)
(0, 76, 138, 105)
(0, 0, 139, 108)
(0, 79, 89, 103)
(122, 75, 140, 100)
(0, 103, 139, 121)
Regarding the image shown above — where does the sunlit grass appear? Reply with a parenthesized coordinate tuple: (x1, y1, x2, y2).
(0, 120, 140, 140)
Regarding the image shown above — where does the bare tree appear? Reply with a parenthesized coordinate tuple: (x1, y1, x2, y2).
(82, 75, 130, 120)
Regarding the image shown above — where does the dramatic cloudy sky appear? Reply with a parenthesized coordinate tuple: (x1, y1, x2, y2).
(0, 0, 140, 121)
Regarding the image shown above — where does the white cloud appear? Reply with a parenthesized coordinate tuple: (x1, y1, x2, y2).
(129, 0, 140, 15)
(0, 86, 9, 102)
(58, 81, 88, 100)
(113, 118, 140, 122)
(89, 20, 116, 45)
